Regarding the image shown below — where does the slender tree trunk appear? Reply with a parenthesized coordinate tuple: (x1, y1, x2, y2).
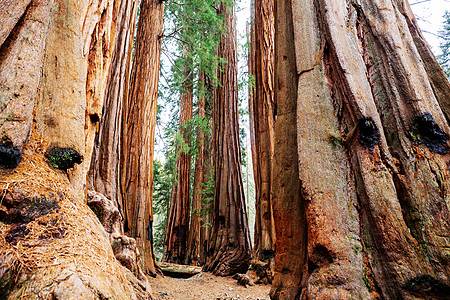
(163, 54, 194, 264)
(88, 0, 139, 223)
(269, 0, 307, 298)
(121, 0, 164, 276)
(199, 75, 214, 267)
(272, 0, 450, 298)
(249, 0, 276, 261)
(204, 2, 252, 276)
(185, 72, 207, 266)
(198, 138, 213, 266)
(0, 0, 152, 298)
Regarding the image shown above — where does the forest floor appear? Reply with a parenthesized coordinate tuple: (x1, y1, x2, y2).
(148, 272, 271, 300)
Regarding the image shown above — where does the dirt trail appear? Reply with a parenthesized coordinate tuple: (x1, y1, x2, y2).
(149, 272, 271, 300)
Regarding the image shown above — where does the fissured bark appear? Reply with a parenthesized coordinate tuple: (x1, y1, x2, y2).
(163, 52, 194, 264)
(271, 0, 450, 298)
(121, 0, 164, 276)
(204, 2, 252, 276)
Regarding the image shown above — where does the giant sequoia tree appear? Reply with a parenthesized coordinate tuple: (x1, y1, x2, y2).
(185, 72, 207, 265)
(121, 0, 165, 276)
(204, 1, 252, 276)
(271, 0, 450, 299)
(89, 0, 139, 225)
(0, 0, 152, 298)
(249, 0, 276, 261)
(163, 50, 194, 264)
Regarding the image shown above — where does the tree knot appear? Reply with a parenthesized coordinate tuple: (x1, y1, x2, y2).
(409, 113, 447, 154)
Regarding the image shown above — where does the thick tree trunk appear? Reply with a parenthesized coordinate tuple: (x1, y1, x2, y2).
(0, 147, 152, 299)
(272, 0, 450, 298)
(121, 0, 164, 276)
(163, 56, 193, 264)
(0, 0, 52, 169)
(33, 0, 117, 199)
(185, 72, 206, 266)
(204, 2, 252, 276)
(249, 0, 276, 261)
(400, 3, 450, 123)
(269, 0, 307, 298)
(88, 0, 139, 222)
(0, 0, 152, 298)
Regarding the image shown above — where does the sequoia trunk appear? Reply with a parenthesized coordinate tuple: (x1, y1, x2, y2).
(271, 0, 450, 298)
(185, 72, 207, 266)
(269, 0, 307, 298)
(88, 0, 139, 221)
(198, 135, 213, 266)
(163, 54, 194, 264)
(199, 75, 214, 266)
(121, 0, 164, 275)
(0, 0, 152, 298)
(249, 0, 276, 261)
(204, 2, 252, 276)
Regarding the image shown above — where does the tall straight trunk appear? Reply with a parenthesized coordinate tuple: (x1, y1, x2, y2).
(199, 75, 214, 267)
(163, 55, 194, 264)
(269, 0, 307, 298)
(185, 72, 207, 266)
(199, 135, 213, 266)
(272, 0, 450, 298)
(249, 0, 276, 260)
(204, 2, 252, 276)
(121, 0, 164, 276)
(0, 0, 152, 298)
(88, 0, 139, 221)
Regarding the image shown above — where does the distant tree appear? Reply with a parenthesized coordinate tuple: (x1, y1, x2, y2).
(185, 72, 207, 266)
(163, 47, 194, 264)
(159, 0, 229, 266)
(152, 156, 175, 259)
(204, 1, 252, 276)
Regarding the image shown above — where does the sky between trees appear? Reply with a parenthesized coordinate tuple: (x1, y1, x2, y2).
(411, 0, 449, 52)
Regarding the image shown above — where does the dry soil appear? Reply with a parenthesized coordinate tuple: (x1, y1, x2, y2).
(149, 272, 271, 300)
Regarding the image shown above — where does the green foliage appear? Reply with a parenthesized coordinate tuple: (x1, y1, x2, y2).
(236, 28, 251, 167)
(153, 0, 256, 257)
(362, 267, 373, 292)
(438, 11, 450, 77)
(152, 151, 176, 259)
(162, 0, 232, 100)
(178, 116, 211, 156)
(198, 169, 214, 227)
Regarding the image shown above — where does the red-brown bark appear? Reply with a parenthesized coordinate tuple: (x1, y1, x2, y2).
(0, 0, 153, 298)
(121, 0, 164, 276)
(269, 1, 307, 298)
(163, 56, 194, 264)
(249, 0, 276, 261)
(271, 0, 450, 298)
(88, 0, 139, 221)
(0, 0, 52, 166)
(204, 2, 252, 276)
(199, 76, 214, 266)
(185, 72, 207, 266)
